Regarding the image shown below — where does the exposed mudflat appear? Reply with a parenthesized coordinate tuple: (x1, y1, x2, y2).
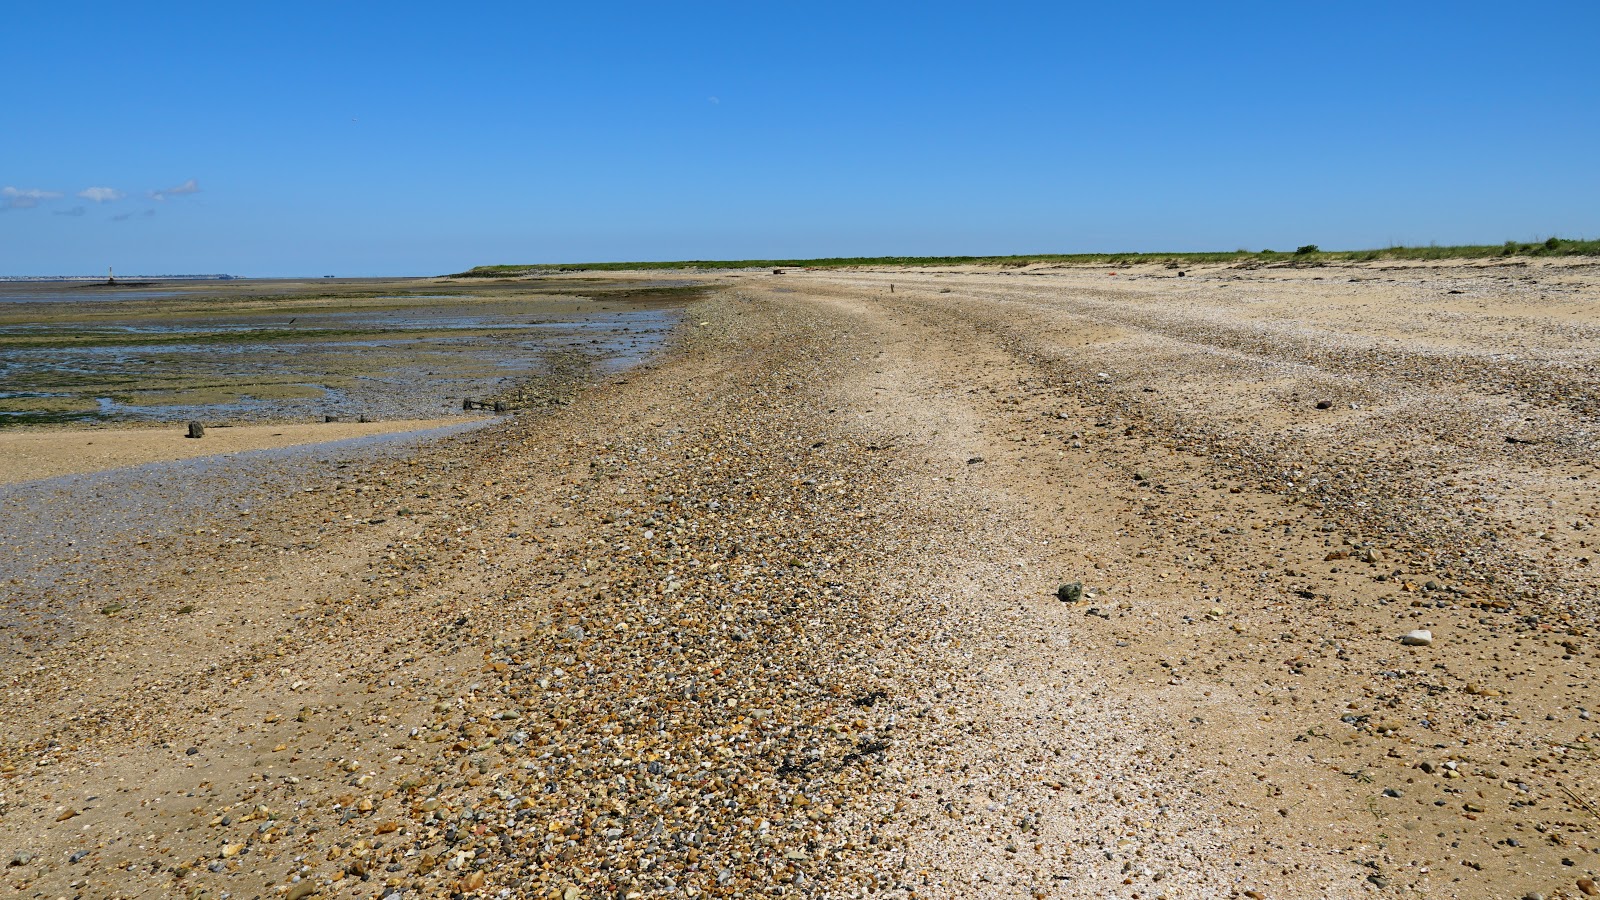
(0, 276, 692, 427)
(2, 259, 1598, 900)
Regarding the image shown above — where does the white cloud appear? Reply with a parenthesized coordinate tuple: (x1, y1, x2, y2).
(149, 178, 200, 200)
(78, 186, 125, 203)
(1, 186, 64, 210)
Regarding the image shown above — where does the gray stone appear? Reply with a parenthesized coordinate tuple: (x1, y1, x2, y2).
(1400, 629, 1433, 647)
(1057, 582, 1083, 603)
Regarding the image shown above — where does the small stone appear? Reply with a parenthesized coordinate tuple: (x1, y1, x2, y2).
(1056, 582, 1084, 603)
(1315, 399, 1333, 410)
(186, 421, 205, 439)
(286, 882, 318, 900)
(1382, 788, 1403, 798)
(1367, 873, 1389, 888)
(1577, 878, 1597, 896)
(1524, 893, 1546, 900)
(9, 851, 32, 866)
(1400, 629, 1433, 646)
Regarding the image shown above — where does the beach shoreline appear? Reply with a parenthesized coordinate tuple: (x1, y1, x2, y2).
(0, 417, 489, 485)
(2, 260, 1598, 899)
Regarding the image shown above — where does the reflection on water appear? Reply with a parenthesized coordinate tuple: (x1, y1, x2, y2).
(0, 285, 689, 426)
(0, 419, 493, 649)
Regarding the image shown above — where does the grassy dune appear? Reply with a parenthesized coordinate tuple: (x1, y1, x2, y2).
(457, 237, 1600, 276)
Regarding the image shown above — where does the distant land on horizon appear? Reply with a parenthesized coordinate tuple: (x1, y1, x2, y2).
(0, 274, 241, 283)
(456, 237, 1599, 276)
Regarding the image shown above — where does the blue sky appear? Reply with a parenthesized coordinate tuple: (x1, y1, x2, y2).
(3, 1, 1596, 276)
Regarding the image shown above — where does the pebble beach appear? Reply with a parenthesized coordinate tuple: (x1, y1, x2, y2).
(3, 258, 1600, 899)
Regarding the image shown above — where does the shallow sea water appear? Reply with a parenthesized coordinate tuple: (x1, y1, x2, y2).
(0, 276, 700, 652)
(0, 279, 688, 425)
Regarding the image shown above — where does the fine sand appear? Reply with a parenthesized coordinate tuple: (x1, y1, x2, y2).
(2, 258, 1598, 900)
(0, 418, 485, 485)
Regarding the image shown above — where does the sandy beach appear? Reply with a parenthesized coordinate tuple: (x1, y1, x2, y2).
(0, 419, 483, 485)
(3, 258, 1599, 899)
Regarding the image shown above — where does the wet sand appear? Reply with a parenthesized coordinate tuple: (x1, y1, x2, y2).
(0, 418, 484, 484)
(0, 275, 694, 427)
(2, 259, 1599, 900)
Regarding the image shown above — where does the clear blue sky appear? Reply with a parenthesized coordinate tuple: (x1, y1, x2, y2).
(4, 1, 1596, 276)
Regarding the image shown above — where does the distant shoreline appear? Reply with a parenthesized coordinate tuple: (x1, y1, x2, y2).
(0, 274, 239, 282)
(456, 236, 1600, 275)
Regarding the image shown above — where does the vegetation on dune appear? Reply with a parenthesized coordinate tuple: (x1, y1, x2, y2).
(455, 237, 1600, 276)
